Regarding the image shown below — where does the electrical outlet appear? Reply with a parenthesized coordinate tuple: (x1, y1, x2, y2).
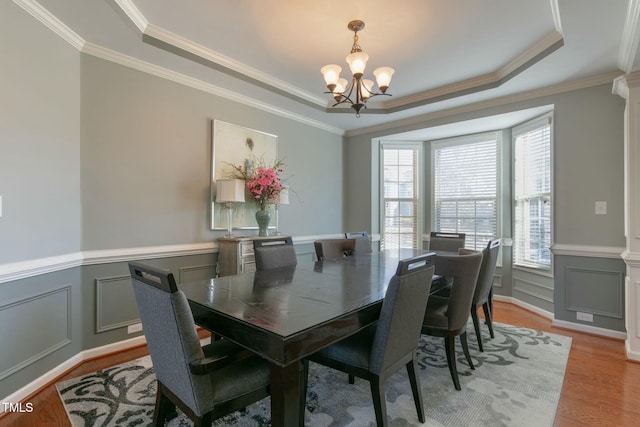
(127, 322, 143, 334)
(0, 195, 3, 217)
(576, 312, 593, 322)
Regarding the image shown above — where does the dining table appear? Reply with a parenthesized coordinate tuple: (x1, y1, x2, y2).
(179, 248, 440, 427)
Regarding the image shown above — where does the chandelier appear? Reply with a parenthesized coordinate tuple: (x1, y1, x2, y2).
(321, 20, 394, 117)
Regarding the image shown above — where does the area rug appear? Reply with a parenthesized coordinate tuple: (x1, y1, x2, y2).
(56, 322, 571, 426)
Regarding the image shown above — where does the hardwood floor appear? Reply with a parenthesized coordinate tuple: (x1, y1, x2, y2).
(1, 301, 639, 426)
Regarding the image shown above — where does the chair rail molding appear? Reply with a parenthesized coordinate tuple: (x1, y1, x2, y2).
(0, 234, 373, 283)
(551, 244, 625, 259)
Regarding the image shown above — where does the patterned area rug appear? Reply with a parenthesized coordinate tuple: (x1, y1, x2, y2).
(56, 322, 571, 426)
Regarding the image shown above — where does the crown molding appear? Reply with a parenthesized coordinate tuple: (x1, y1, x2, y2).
(80, 42, 343, 135)
(345, 70, 623, 138)
(13, 0, 85, 50)
(382, 31, 564, 112)
(618, 0, 640, 72)
(142, 23, 328, 108)
(113, 0, 148, 32)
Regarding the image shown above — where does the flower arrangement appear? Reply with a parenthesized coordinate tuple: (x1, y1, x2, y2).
(228, 156, 285, 210)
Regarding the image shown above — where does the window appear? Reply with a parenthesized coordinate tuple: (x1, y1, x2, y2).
(432, 132, 499, 251)
(513, 114, 552, 269)
(381, 144, 420, 250)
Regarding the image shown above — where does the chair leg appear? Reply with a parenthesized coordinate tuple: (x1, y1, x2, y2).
(471, 307, 484, 352)
(444, 336, 461, 391)
(369, 377, 388, 427)
(483, 302, 495, 338)
(406, 359, 425, 423)
(153, 382, 176, 427)
(348, 374, 355, 384)
(194, 412, 213, 427)
(302, 358, 310, 416)
(460, 331, 475, 370)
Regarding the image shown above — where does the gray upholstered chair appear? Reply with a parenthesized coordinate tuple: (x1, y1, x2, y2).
(345, 231, 373, 253)
(128, 262, 271, 426)
(470, 238, 501, 351)
(314, 238, 356, 261)
(428, 231, 466, 252)
(421, 249, 483, 390)
(253, 236, 297, 270)
(303, 253, 436, 427)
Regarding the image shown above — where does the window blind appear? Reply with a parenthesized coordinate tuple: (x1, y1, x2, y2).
(432, 133, 498, 250)
(381, 146, 419, 250)
(513, 115, 552, 269)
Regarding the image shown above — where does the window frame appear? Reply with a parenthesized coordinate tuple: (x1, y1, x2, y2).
(379, 142, 423, 250)
(430, 131, 501, 251)
(512, 112, 554, 273)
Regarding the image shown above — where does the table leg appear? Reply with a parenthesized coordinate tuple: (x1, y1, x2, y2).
(270, 360, 305, 426)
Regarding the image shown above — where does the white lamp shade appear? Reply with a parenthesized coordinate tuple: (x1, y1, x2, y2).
(321, 64, 342, 86)
(373, 67, 394, 90)
(361, 79, 374, 99)
(346, 51, 369, 75)
(216, 179, 245, 203)
(335, 78, 349, 94)
(271, 187, 289, 205)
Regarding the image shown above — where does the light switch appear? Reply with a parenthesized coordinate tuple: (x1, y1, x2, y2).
(595, 201, 607, 215)
(0, 195, 2, 217)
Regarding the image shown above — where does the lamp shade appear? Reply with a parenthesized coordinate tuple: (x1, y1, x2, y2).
(271, 187, 289, 205)
(346, 51, 369, 76)
(216, 179, 245, 203)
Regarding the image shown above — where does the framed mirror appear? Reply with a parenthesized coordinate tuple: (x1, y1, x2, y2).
(210, 120, 278, 231)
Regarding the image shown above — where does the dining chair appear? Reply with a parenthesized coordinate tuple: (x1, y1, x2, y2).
(470, 238, 501, 351)
(345, 230, 373, 253)
(421, 249, 483, 390)
(128, 261, 271, 426)
(428, 231, 466, 252)
(253, 236, 297, 270)
(302, 252, 436, 427)
(314, 238, 356, 261)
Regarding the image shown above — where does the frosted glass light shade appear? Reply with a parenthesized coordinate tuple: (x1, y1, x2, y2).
(361, 79, 374, 99)
(373, 67, 394, 92)
(346, 51, 369, 75)
(321, 64, 342, 86)
(215, 179, 245, 203)
(335, 78, 348, 94)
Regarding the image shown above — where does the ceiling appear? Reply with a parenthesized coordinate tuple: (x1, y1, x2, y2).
(18, 0, 638, 138)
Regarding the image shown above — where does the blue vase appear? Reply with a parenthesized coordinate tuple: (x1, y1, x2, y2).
(255, 209, 271, 237)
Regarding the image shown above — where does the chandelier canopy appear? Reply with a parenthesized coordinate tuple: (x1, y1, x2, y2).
(321, 20, 394, 117)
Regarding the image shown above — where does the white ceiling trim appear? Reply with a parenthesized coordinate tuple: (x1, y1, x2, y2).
(619, 0, 640, 72)
(13, 0, 84, 50)
(114, 0, 148, 32)
(141, 23, 328, 107)
(345, 70, 623, 138)
(378, 31, 564, 112)
(81, 43, 344, 135)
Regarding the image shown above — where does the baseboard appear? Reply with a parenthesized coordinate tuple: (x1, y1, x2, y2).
(0, 335, 147, 414)
(552, 319, 627, 340)
(493, 295, 554, 320)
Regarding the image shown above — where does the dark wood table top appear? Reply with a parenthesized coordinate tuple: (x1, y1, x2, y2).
(180, 248, 436, 366)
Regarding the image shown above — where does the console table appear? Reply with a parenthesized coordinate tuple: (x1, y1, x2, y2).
(217, 235, 292, 276)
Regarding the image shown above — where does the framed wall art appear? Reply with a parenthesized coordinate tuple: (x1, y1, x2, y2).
(210, 119, 278, 230)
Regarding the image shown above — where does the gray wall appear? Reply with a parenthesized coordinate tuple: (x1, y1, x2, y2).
(0, 3, 343, 400)
(344, 84, 626, 330)
(0, 2, 81, 264)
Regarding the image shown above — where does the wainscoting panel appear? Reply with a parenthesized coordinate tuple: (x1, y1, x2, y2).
(554, 255, 626, 332)
(565, 267, 623, 319)
(95, 275, 139, 333)
(0, 286, 71, 380)
(513, 277, 553, 303)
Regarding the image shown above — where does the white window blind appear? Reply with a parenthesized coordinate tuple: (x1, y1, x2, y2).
(432, 133, 498, 251)
(381, 145, 419, 250)
(513, 115, 552, 269)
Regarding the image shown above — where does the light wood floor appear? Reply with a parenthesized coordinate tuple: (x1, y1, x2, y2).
(1, 301, 639, 426)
